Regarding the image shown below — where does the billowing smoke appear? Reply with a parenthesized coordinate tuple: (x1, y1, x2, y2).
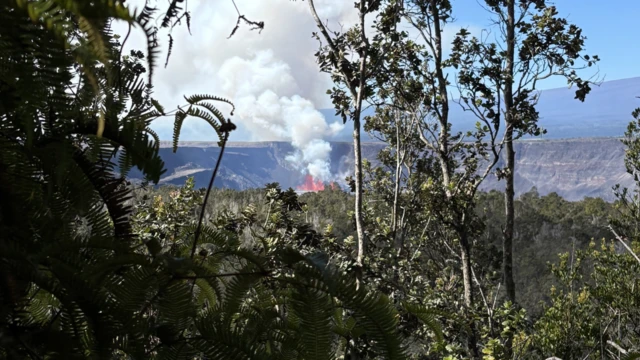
(111, 0, 480, 187)
(217, 50, 344, 181)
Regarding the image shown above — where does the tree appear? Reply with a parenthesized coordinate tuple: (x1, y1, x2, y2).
(526, 99, 640, 359)
(450, 0, 600, 309)
(530, 239, 640, 359)
(302, 0, 393, 278)
(364, 107, 424, 250)
(611, 107, 640, 242)
(365, 1, 508, 356)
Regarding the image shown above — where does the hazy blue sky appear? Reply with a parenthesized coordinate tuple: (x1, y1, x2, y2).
(449, 0, 639, 89)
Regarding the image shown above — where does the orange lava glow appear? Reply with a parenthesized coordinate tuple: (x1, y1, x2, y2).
(297, 175, 325, 192)
(296, 175, 340, 192)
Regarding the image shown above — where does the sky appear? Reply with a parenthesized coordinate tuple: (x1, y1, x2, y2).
(111, 0, 640, 180)
(449, 0, 640, 87)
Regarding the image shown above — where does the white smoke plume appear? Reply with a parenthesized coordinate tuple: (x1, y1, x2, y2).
(110, 0, 361, 182)
(218, 50, 344, 181)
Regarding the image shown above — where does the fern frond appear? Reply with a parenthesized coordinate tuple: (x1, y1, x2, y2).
(172, 107, 189, 153)
(197, 101, 230, 125)
(290, 287, 335, 360)
(135, 8, 160, 85)
(195, 278, 218, 307)
(219, 269, 263, 320)
(156, 277, 195, 328)
(190, 329, 269, 360)
(145, 126, 160, 151)
(154, 344, 198, 360)
(403, 302, 445, 344)
(183, 224, 239, 250)
(161, 0, 184, 29)
(171, 95, 236, 154)
(186, 106, 222, 134)
(185, 11, 192, 34)
(184, 94, 236, 115)
(277, 248, 408, 359)
(165, 33, 174, 68)
(76, 15, 110, 67)
(151, 98, 166, 115)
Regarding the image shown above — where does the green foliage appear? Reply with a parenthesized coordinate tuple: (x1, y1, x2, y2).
(449, 1, 599, 141)
(6, 0, 640, 359)
(527, 239, 640, 358)
(0, 1, 240, 357)
(611, 109, 640, 242)
(0, 0, 410, 356)
(142, 178, 623, 358)
(477, 189, 614, 313)
(128, 178, 408, 359)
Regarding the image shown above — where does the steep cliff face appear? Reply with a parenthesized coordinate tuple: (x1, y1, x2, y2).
(481, 138, 633, 201)
(129, 138, 634, 201)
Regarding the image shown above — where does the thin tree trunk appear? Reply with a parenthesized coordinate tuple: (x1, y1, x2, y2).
(431, 0, 450, 194)
(460, 237, 473, 307)
(353, 1, 368, 278)
(503, 1, 517, 358)
(419, 3, 480, 355)
(353, 110, 365, 270)
(460, 231, 481, 359)
(503, 0, 517, 306)
(432, 4, 480, 354)
(503, 136, 516, 304)
(392, 118, 401, 244)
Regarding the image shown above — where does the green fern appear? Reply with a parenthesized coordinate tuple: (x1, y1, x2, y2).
(403, 302, 446, 345)
(172, 95, 236, 153)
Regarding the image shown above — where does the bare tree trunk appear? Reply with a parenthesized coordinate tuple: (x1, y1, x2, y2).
(392, 119, 401, 242)
(503, 137, 516, 304)
(353, 2, 368, 274)
(460, 238, 473, 308)
(353, 108, 365, 270)
(460, 232, 481, 359)
(503, 1, 517, 358)
(503, 0, 517, 307)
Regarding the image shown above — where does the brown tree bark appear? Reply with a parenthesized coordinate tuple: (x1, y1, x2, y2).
(410, 2, 482, 356)
(502, 1, 517, 358)
(503, 0, 517, 307)
(460, 231, 481, 359)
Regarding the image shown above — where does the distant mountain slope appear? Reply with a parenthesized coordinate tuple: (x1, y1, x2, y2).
(326, 77, 640, 141)
(128, 138, 634, 202)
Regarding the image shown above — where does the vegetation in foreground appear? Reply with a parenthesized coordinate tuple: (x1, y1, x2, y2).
(2, 0, 640, 359)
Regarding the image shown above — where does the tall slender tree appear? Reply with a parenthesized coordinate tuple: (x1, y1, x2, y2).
(450, 0, 599, 356)
(365, 1, 509, 357)
(303, 0, 394, 282)
(452, 0, 599, 305)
